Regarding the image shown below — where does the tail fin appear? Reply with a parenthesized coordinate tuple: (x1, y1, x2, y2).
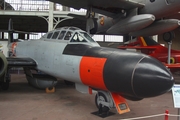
(0, 19, 14, 44)
(0, 19, 37, 44)
(137, 37, 159, 47)
(137, 37, 147, 46)
(124, 37, 149, 46)
(142, 37, 159, 46)
(123, 37, 160, 47)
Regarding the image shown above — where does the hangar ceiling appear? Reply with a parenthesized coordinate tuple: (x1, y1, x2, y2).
(0, 15, 86, 33)
(0, 15, 48, 32)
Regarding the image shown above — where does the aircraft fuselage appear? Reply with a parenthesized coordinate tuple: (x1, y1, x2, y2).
(9, 27, 174, 114)
(12, 27, 173, 99)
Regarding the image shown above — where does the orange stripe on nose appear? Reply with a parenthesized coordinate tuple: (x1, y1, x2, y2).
(79, 57, 107, 90)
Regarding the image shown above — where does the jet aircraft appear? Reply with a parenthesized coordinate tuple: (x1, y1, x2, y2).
(118, 37, 180, 72)
(48, 0, 180, 37)
(0, 27, 174, 115)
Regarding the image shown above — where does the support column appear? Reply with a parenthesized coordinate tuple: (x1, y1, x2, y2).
(48, 2, 54, 31)
(2, 32, 4, 39)
(103, 35, 105, 42)
(0, 32, 2, 39)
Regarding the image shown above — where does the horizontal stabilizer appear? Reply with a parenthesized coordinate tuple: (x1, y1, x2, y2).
(0, 29, 37, 35)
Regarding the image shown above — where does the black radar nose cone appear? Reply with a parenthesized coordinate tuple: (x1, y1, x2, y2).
(132, 56, 174, 98)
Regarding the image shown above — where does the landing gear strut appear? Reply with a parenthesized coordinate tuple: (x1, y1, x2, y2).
(95, 92, 110, 115)
(92, 91, 115, 118)
(92, 91, 130, 117)
(163, 31, 175, 64)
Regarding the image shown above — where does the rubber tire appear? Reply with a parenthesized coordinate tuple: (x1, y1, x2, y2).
(95, 92, 110, 112)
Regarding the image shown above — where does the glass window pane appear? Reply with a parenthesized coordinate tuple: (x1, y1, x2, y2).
(58, 31, 66, 40)
(47, 32, 53, 39)
(52, 31, 60, 39)
(64, 31, 73, 40)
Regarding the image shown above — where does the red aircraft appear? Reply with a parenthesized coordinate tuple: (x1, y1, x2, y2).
(118, 37, 180, 72)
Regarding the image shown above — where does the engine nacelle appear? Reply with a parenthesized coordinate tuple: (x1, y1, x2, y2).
(0, 52, 7, 79)
(106, 14, 155, 34)
(129, 19, 180, 37)
(26, 74, 58, 89)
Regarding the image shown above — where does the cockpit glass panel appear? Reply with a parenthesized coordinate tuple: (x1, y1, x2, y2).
(64, 31, 73, 40)
(52, 31, 60, 39)
(58, 31, 66, 40)
(47, 32, 53, 39)
(80, 32, 95, 42)
(70, 32, 87, 42)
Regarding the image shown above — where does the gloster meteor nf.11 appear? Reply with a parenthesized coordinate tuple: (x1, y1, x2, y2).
(0, 27, 174, 114)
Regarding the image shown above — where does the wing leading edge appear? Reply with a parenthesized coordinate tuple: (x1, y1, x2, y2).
(7, 57, 37, 67)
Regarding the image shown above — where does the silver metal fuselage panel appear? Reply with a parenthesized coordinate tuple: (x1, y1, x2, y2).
(16, 40, 82, 83)
(15, 27, 100, 84)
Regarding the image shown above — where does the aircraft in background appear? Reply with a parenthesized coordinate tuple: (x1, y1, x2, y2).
(48, 0, 180, 37)
(118, 37, 180, 72)
(0, 26, 174, 115)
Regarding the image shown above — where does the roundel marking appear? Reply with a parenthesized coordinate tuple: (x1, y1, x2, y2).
(100, 17, 105, 26)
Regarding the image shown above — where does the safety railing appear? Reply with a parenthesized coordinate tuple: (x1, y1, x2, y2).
(119, 110, 180, 120)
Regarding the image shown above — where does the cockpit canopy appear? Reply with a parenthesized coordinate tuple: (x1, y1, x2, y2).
(41, 27, 97, 44)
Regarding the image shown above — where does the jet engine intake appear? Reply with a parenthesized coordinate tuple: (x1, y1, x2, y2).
(0, 52, 7, 78)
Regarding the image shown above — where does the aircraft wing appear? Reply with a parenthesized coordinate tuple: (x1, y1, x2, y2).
(165, 63, 180, 72)
(7, 57, 37, 67)
(49, 0, 145, 17)
(118, 46, 157, 50)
